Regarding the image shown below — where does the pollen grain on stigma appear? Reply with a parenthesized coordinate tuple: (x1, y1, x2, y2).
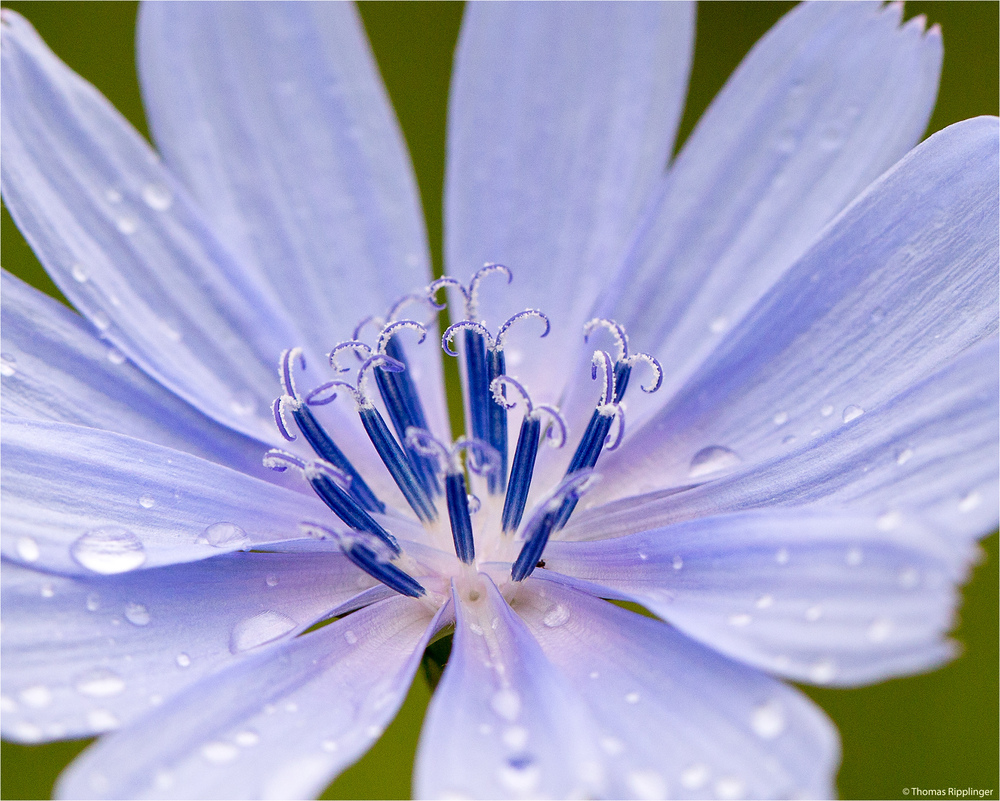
(264, 264, 662, 608)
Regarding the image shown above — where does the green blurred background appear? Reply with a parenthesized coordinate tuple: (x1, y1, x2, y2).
(1, 2, 996, 799)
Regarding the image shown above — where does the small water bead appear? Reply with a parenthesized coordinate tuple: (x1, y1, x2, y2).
(265, 574, 279, 588)
(775, 548, 790, 565)
(115, 216, 138, 235)
(728, 613, 752, 627)
(201, 741, 240, 763)
(321, 739, 339, 753)
(846, 547, 863, 566)
(91, 310, 111, 332)
(285, 701, 299, 713)
(808, 659, 836, 684)
(688, 445, 742, 478)
(772, 411, 789, 426)
(200, 522, 250, 549)
(71, 263, 89, 283)
(19, 685, 52, 708)
(709, 316, 729, 334)
(229, 611, 296, 653)
(124, 602, 151, 626)
(40, 582, 55, 598)
(141, 183, 173, 211)
(106, 348, 126, 365)
(153, 770, 175, 791)
(149, 694, 163, 706)
(876, 510, 902, 531)
(672, 555, 683, 571)
(498, 758, 541, 795)
(491, 688, 522, 722)
(105, 188, 123, 203)
(158, 319, 182, 342)
(87, 709, 120, 731)
(229, 395, 257, 417)
(958, 491, 982, 513)
(0, 353, 16, 377)
(75, 668, 126, 698)
(86, 593, 100, 612)
(755, 594, 774, 610)
(627, 770, 666, 800)
(176, 652, 192, 668)
(469, 622, 485, 636)
(781, 434, 797, 445)
(898, 567, 920, 589)
(715, 776, 746, 800)
(589, 671, 600, 680)
(542, 604, 570, 628)
(842, 405, 864, 423)
(138, 494, 156, 509)
(344, 630, 358, 645)
(896, 447, 914, 465)
(624, 691, 640, 704)
(71, 527, 146, 574)
(867, 618, 893, 643)
(820, 404, 834, 418)
(502, 725, 529, 750)
(16, 536, 40, 563)
(680, 763, 709, 790)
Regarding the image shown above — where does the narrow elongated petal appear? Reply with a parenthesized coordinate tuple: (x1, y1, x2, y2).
(137, 2, 448, 437)
(565, 338, 999, 547)
(1, 270, 266, 476)
(415, 577, 603, 799)
(55, 598, 444, 800)
(0, 11, 307, 444)
(599, 1, 942, 403)
(1, 555, 379, 742)
(516, 580, 839, 799)
(446, 2, 694, 397)
(545, 509, 967, 686)
(594, 117, 999, 499)
(1, 418, 332, 575)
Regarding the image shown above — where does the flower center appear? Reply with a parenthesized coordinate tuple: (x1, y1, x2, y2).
(265, 265, 662, 608)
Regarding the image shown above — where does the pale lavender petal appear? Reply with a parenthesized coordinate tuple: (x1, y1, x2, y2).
(415, 576, 603, 799)
(1, 554, 379, 742)
(593, 117, 998, 501)
(137, 2, 449, 437)
(565, 337, 999, 545)
(545, 508, 968, 686)
(600, 1, 942, 405)
(446, 1, 694, 400)
(517, 580, 839, 800)
(0, 11, 307, 444)
(55, 597, 445, 800)
(1, 418, 332, 575)
(1, 270, 267, 476)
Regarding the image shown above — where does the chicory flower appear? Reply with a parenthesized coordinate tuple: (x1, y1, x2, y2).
(2, 3, 997, 800)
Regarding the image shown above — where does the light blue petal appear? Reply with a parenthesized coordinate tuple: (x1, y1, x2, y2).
(599, 1, 942, 406)
(565, 338, 999, 546)
(592, 117, 999, 501)
(545, 508, 968, 687)
(415, 576, 604, 799)
(517, 580, 839, 800)
(136, 2, 449, 438)
(445, 1, 694, 400)
(0, 554, 378, 743)
(1, 270, 268, 476)
(0, 12, 316, 444)
(55, 597, 445, 800)
(1, 418, 335, 575)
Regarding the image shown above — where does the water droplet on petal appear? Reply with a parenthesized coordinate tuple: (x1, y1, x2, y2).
(805, 606, 822, 622)
(153, 770, 174, 791)
(867, 618, 893, 643)
(40, 581, 55, 598)
(502, 725, 529, 750)
(115, 216, 137, 235)
(898, 567, 919, 589)
(755, 594, 774, 609)
(85, 593, 100, 612)
(772, 411, 789, 426)
(71, 527, 146, 574)
(106, 348, 126, 365)
(624, 691, 640, 704)
(820, 404, 834, 418)
(321, 739, 338, 752)
(776, 548, 790, 565)
(627, 770, 666, 800)
(672, 555, 683, 571)
(542, 604, 570, 628)
(200, 522, 250, 549)
(497, 757, 540, 794)
(680, 763, 709, 790)
(0, 353, 16, 377)
(71, 264, 89, 283)
(124, 602, 150, 626)
(896, 447, 914, 465)
(141, 183, 173, 211)
(808, 659, 836, 684)
(876, 510, 902, 531)
(846, 548, 863, 566)
(589, 671, 599, 680)
(344, 630, 358, 645)
(157, 319, 182, 342)
(19, 685, 52, 708)
(138, 494, 155, 509)
(75, 668, 125, 698)
(715, 776, 746, 799)
(176, 652, 191, 668)
(201, 741, 239, 763)
(265, 574, 279, 587)
(87, 709, 119, 731)
(709, 316, 729, 334)
(229, 611, 296, 653)
(728, 613, 752, 627)
(842, 405, 864, 423)
(688, 445, 742, 478)
(235, 730, 259, 747)
(958, 491, 982, 513)
(16, 536, 40, 563)
(491, 688, 521, 722)
(91, 311, 111, 332)
(105, 188, 122, 203)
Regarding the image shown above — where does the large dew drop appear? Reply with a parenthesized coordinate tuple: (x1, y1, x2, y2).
(688, 446, 741, 478)
(70, 527, 146, 574)
(75, 668, 126, 698)
(750, 700, 786, 739)
(200, 522, 251, 550)
(542, 604, 570, 628)
(229, 611, 296, 654)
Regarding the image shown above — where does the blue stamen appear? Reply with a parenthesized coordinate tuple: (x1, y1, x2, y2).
(502, 414, 540, 534)
(445, 472, 475, 563)
(302, 523, 424, 598)
(486, 346, 508, 495)
(463, 327, 491, 449)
